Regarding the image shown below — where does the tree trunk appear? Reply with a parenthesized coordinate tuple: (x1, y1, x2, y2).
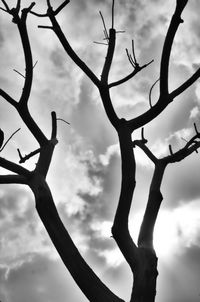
(130, 248, 158, 302)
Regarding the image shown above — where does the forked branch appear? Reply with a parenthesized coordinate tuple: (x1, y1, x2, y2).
(109, 40, 153, 88)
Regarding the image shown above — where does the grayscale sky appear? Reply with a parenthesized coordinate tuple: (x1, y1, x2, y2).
(0, 0, 200, 301)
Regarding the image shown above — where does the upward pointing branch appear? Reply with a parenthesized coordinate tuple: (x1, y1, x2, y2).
(160, 0, 188, 96)
(45, 6, 100, 88)
(101, 28, 116, 84)
(111, 0, 115, 29)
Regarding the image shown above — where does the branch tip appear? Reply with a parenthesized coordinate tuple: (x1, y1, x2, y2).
(194, 123, 199, 135)
(111, 0, 115, 29)
(149, 78, 160, 108)
(169, 144, 173, 155)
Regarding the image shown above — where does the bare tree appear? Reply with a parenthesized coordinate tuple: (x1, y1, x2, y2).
(0, 0, 200, 301)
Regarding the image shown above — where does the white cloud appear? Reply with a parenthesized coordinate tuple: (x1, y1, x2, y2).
(189, 106, 200, 120)
(99, 144, 119, 166)
(90, 220, 124, 266)
(130, 199, 200, 259)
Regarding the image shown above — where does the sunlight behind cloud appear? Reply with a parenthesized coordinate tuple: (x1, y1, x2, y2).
(130, 200, 200, 260)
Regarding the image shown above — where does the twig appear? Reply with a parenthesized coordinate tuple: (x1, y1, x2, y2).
(57, 118, 70, 125)
(99, 11, 109, 42)
(116, 31, 125, 34)
(181, 137, 188, 143)
(33, 60, 38, 69)
(38, 25, 53, 30)
(17, 147, 41, 164)
(93, 41, 108, 46)
(0, 128, 21, 152)
(13, 69, 25, 78)
(194, 122, 199, 135)
(149, 78, 160, 108)
(169, 144, 173, 155)
(131, 40, 137, 66)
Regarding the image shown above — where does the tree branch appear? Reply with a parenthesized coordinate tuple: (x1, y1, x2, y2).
(30, 176, 124, 302)
(45, 7, 100, 88)
(0, 89, 17, 107)
(108, 60, 153, 89)
(101, 28, 116, 84)
(112, 120, 138, 268)
(17, 9, 34, 106)
(0, 174, 28, 184)
(0, 128, 21, 152)
(137, 163, 165, 250)
(170, 67, 200, 99)
(0, 156, 31, 177)
(159, 0, 188, 96)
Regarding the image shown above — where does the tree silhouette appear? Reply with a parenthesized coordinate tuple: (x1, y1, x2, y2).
(0, 0, 200, 301)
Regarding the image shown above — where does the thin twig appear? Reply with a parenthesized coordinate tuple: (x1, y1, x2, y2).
(99, 11, 109, 42)
(33, 60, 38, 69)
(149, 78, 160, 108)
(57, 118, 70, 125)
(194, 123, 199, 135)
(181, 137, 188, 143)
(0, 128, 21, 152)
(13, 69, 25, 78)
(132, 40, 137, 65)
(169, 144, 173, 155)
(93, 41, 108, 46)
(116, 30, 125, 34)
(38, 25, 53, 30)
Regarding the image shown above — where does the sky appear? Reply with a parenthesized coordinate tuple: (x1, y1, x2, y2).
(1, 0, 200, 301)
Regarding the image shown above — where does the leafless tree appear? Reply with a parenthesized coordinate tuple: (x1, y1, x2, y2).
(0, 0, 200, 301)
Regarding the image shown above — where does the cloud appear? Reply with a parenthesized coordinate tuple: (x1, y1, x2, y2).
(129, 199, 200, 259)
(189, 106, 200, 120)
(0, 186, 57, 268)
(1, 1, 200, 302)
(0, 253, 88, 302)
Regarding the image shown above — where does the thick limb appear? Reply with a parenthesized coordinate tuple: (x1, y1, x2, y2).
(30, 174, 124, 302)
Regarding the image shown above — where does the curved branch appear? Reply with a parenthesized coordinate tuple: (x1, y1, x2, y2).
(112, 121, 138, 268)
(30, 176, 124, 302)
(160, 0, 187, 96)
(0, 128, 20, 152)
(108, 60, 153, 89)
(17, 12, 34, 106)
